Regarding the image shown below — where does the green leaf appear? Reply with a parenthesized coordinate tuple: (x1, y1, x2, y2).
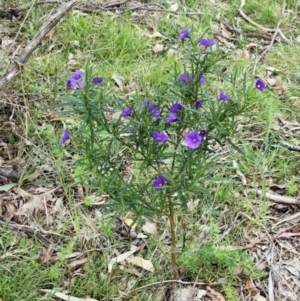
(0, 183, 17, 191)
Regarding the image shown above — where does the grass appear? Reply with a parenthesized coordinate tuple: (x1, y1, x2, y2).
(1, 0, 300, 300)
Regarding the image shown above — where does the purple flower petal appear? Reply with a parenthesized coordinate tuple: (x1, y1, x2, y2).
(255, 79, 266, 92)
(143, 100, 160, 118)
(199, 75, 206, 85)
(66, 79, 79, 89)
(92, 77, 103, 84)
(185, 131, 204, 149)
(178, 28, 189, 40)
(60, 128, 70, 145)
(152, 131, 169, 143)
(179, 73, 193, 84)
(66, 71, 86, 89)
(199, 38, 215, 48)
(170, 103, 183, 113)
(219, 90, 231, 102)
(199, 129, 207, 139)
(153, 176, 166, 191)
(70, 71, 84, 80)
(77, 81, 86, 89)
(121, 107, 131, 118)
(195, 101, 202, 109)
(165, 112, 180, 124)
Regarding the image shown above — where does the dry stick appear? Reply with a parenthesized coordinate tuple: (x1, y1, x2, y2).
(0, 0, 79, 90)
(0, 219, 62, 236)
(272, 211, 300, 229)
(0, 0, 61, 13)
(1, 0, 204, 15)
(222, 20, 278, 42)
(245, 188, 300, 205)
(238, 8, 289, 43)
(0, 0, 126, 13)
(255, 0, 286, 65)
(7, 0, 37, 57)
(279, 140, 300, 152)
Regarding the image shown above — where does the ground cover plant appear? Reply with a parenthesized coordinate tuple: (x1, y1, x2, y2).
(1, 0, 300, 301)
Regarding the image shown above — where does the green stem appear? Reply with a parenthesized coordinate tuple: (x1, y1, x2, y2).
(168, 196, 178, 279)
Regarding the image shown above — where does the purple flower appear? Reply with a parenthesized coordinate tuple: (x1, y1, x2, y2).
(195, 101, 202, 109)
(199, 75, 206, 85)
(255, 79, 266, 92)
(185, 131, 204, 149)
(199, 38, 215, 48)
(121, 107, 131, 118)
(66, 71, 86, 89)
(170, 103, 183, 113)
(199, 130, 207, 139)
(152, 132, 169, 143)
(219, 90, 231, 102)
(142, 100, 149, 107)
(92, 77, 103, 84)
(143, 100, 160, 118)
(165, 113, 180, 123)
(66, 79, 79, 89)
(179, 73, 193, 84)
(178, 28, 189, 40)
(60, 128, 70, 145)
(153, 176, 166, 191)
(70, 71, 84, 80)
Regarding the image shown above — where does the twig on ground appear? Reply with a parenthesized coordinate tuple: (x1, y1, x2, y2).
(0, 218, 63, 237)
(7, 0, 37, 57)
(0, 0, 60, 14)
(238, 8, 288, 43)
(0, 167, 21, 180)
(272, 212, 300, 229)
(221, 20, 274, 41)
(0, 0, 128, 14)
(255, 0, 286, 65)
(0, 0, 204, 15)
(279, 140, 300, 152)
(245, 188, 300, 205)
(130, 279, 221, 292)
(0, 0, 79, 90)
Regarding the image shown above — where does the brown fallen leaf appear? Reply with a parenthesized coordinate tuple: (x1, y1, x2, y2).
(124, 218, 137, 228)
(275, 232, 300, 239)
(245, 277, 260, 297)
(108, 245, 139, 272)
(126, 255, 155, 272)
(112, 73, 124, 90)
(38, 255, 56, 264)
(69, 257, 88, 269)
(142, 221, 157, 234)
(41, 289, 98, 301)
(172, 287, 206, 301)
(206, 286, 225, 301)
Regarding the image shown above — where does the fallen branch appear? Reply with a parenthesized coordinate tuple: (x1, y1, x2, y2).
(272, 212, 300, 229)
(0, 0, 60, 14)
(0, 0, 204, 16)
(0, 0, 79, 90)
(279, 141, 300, 152)
(0, 0, 129, 14)
(0, 218, 62, 236)
(245, 188, 300, 205)
(256, 0, 286, 63)
(238, 8, 289, 43)
(222, 20, 274, 41)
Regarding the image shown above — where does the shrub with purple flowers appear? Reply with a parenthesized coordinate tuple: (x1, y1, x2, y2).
(59, 30, 265, 278)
